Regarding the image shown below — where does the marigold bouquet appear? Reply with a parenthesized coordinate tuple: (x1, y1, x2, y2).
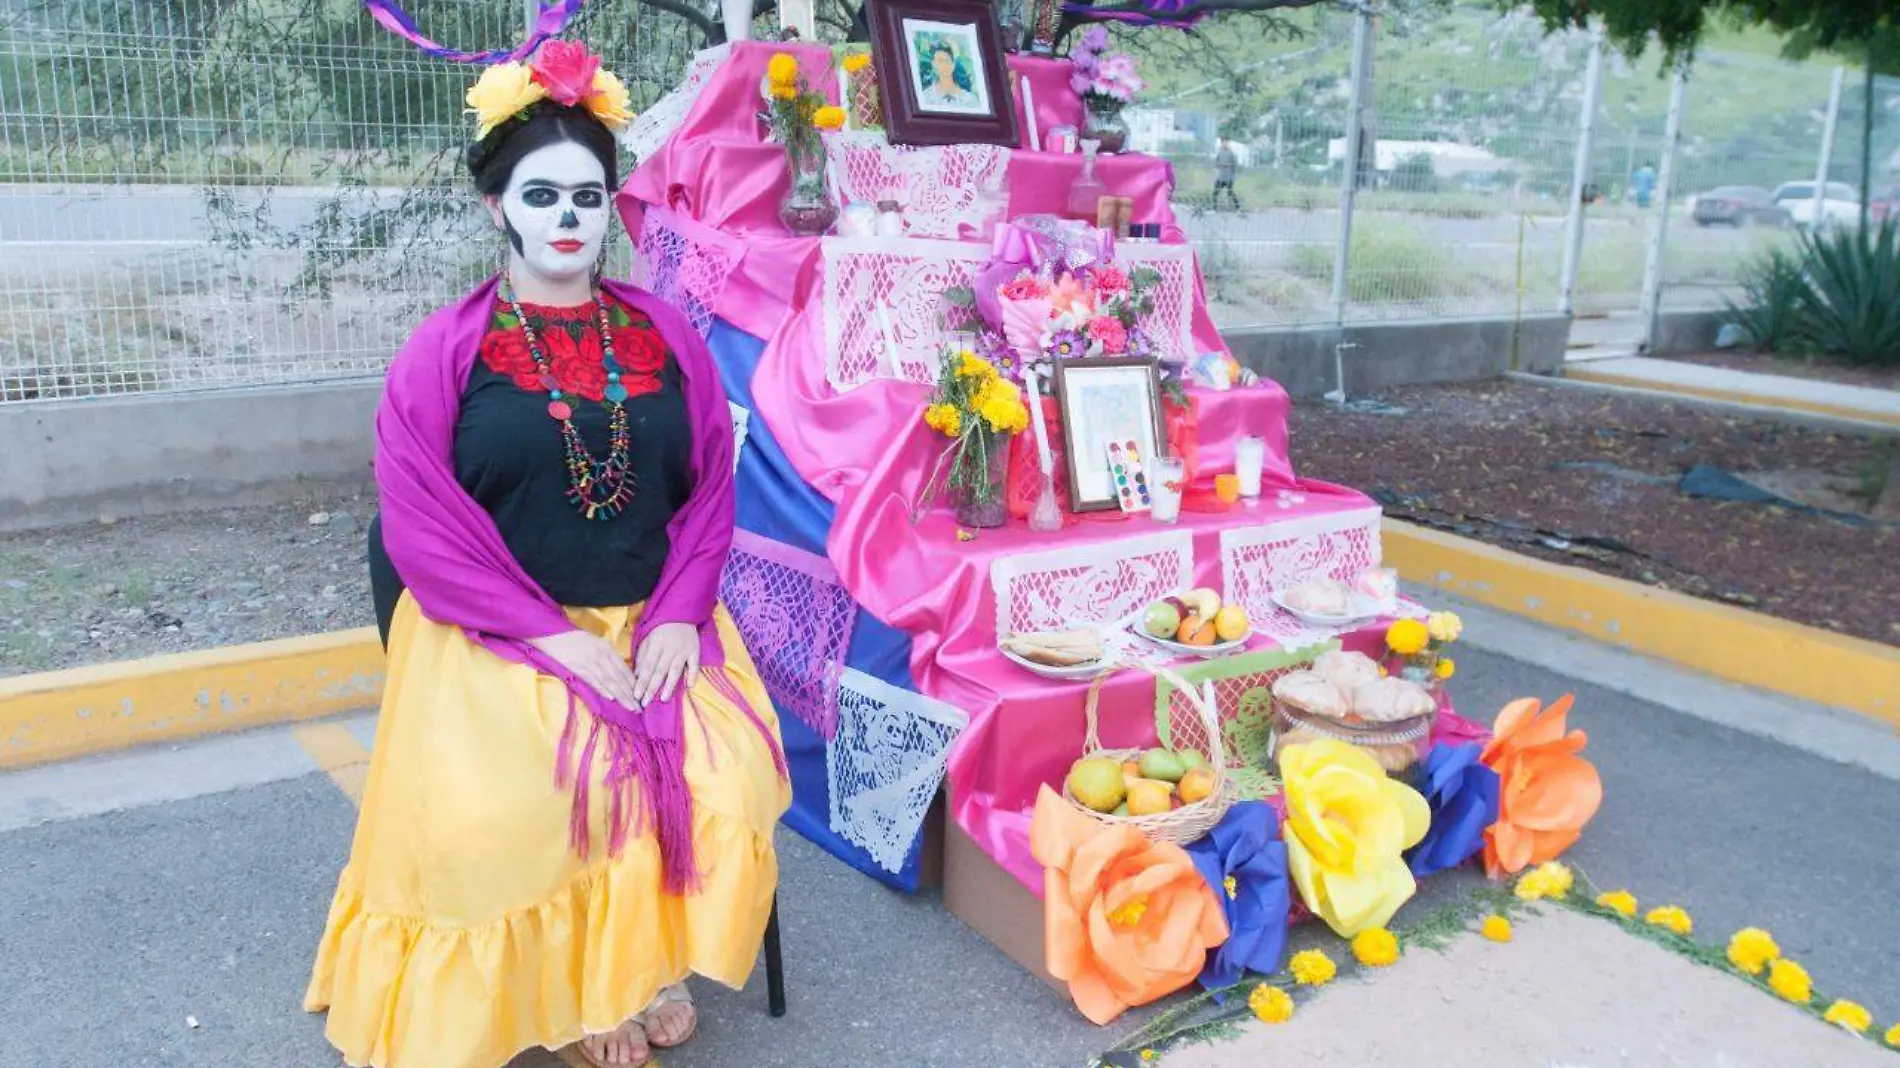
(1383, 611, 1461, 685)
(916, 348, 1030, 521)
(761, 53, 846, 177)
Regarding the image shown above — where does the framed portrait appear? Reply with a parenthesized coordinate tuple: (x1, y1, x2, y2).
(866, 0, 1019, 148)
(1054, 357, 1167, 513)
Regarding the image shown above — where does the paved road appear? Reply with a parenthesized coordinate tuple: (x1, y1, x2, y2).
(3, 636, 1897, 1068)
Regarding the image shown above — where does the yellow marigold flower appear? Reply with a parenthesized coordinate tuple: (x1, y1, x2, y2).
(1139, 1050, 1156, 1062)
(1644, 905, 1693, 937)
(1108, 896, 1148, 927)
(1595, 890, 1638, 917)
(1223, 876, 1238, 900)
(1434, 657, 1456, 680)
(1767, 959, 1812, 1004)
(1248, 983, 1294, 1024)
(467, 61, 548, 140)
(842, 51, 872, 74)
(1288, 949, 1336, 987)
(1884, 1022, 1900, 1048)
(1514, 863, 1572, 902)
(769, 81, 797, 101)
(1386, 618, 1429, 656)
(812, 105, 847, 130)
(1534, 861, 1573, 895)
(1352, 927, 1400, 967)
(1823, 1000, 1872, 1034)
(766, 52, 799, 87)
(1481, 915, 1512, 943)
(1426, 611, 1463, 643)
(1725, 927, 1781, 976)
(956, 350, 990, 378)
(923, 402, 961, 438)
(584, 69, 634, 130)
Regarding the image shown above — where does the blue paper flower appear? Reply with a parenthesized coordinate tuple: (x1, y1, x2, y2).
(1405, 742, 1501, 879)
(1184, 801, 1291, 991)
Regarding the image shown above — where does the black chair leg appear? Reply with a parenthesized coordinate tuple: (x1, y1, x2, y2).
(764, 894, 786, 1018)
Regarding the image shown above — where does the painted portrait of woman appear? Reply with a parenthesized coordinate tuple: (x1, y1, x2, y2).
(904, 21, 991, 116)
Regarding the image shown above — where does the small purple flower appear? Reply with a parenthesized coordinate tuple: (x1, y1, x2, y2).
(1079, 24, 1110, 52)
(976, 330, 1023, 382)
(1125, 326, 1155, 359)
(1046, 329, 1085, 360)
(1070, 70, 1093, 96)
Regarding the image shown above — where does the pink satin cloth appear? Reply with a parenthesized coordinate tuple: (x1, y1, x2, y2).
(621, 41, 1485, 893)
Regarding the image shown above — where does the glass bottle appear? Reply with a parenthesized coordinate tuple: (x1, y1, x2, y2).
(1066, 139, 1105, 222)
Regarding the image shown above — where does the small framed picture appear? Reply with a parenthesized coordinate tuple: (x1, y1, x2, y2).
(1054, 357, 1167, 513)
(866, 0, 1020, 147)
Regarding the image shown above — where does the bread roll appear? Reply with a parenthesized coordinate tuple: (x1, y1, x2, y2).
(1270, 670, 1349, 719)
(1312, 649, 1381, 692)
(1349, 676, 1436, 723)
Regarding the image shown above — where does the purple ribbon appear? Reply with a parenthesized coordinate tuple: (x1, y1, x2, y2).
(973, 217, 1116, 325)
(363, 0, 587, 64)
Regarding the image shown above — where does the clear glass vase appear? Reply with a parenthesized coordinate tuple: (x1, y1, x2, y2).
(1081, 97, 1129, 154)
(955, 431, 1012, 528)
(779, 150, 838, 236)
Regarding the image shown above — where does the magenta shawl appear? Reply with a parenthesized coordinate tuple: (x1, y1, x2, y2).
(375, 276, 776, 894)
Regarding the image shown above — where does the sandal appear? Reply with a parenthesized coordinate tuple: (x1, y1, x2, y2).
(570, 1018, 651, 1068)
(640, 982, 698, 1049)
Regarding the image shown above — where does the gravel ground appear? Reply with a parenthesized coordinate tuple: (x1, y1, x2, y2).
(1290, 379, 1900, 647)
(0, 493, 376, 676)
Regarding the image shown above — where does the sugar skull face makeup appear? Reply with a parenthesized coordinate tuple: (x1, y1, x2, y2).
(484, 140, 609, 290)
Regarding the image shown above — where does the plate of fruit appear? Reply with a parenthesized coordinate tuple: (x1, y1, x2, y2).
(1133, 588, 1252, 657)
(1064, 746, 1219, 819)
(998, 628, 1113, 680)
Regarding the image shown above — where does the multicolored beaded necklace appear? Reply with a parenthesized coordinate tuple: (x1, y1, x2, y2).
(502, 275, 636, 521)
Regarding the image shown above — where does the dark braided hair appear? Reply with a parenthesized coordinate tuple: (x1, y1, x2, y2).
(466, 99, 620, 196)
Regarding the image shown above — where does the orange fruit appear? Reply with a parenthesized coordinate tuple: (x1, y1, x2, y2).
(1178, 766, 1216, 804)
(1126, 779, 1174, 816)
(1176, 617, 1217, 646)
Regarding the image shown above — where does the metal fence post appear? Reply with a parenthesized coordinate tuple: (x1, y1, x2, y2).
(525, 0, 540, 39)
(1812, 66, 1845, 221)
(1326, 5, 1373, 402)
(1637, 63, 1687, 353)
(1557, 28, 1603, 319)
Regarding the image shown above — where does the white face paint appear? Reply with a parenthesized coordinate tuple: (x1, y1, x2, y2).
(485, 140, 610, 292)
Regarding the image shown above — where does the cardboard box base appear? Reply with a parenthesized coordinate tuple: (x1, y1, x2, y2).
(941, 813, 1061, 991)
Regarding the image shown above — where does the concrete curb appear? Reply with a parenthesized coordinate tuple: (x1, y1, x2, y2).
(1565, 366, 1900, 429)
(1383, 519, 1899, 728)
(0, 628, 382, 769)
(1512, 371, 1900, 436)
(4, 522, 1894, 767)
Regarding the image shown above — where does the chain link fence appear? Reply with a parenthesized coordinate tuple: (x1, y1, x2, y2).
(0, 1, 1889, 403)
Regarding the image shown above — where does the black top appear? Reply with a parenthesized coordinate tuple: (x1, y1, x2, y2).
(367, 295, 692, 640)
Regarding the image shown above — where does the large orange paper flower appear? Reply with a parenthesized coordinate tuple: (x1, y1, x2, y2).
(1480, 694, 1603, 878)
(1279, 738, 1430, 937)
(1029, 786, 1229, 1025)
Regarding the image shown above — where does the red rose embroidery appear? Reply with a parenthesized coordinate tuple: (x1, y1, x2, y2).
(612, 322, 669, 380)
(541, 327, 608, 401)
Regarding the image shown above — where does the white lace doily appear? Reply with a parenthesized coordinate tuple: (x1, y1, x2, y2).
(989, 529, 1196, 639)
(825, 130, 1010, 239)
(826, 667, 968, 874)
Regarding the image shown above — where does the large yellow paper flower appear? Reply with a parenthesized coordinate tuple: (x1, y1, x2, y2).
(1279, 738, 1430, 937)
(585, 69, 634, 130)
(467, 61, 547, 140)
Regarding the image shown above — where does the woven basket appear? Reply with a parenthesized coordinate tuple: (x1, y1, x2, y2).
(1061, 665, 1236, 846)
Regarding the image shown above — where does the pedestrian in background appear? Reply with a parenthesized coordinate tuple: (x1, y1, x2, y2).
(1631, 163, 1657, 209)
(1214, 138, 1242, 211)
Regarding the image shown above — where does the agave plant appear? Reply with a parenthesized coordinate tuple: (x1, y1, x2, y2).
(1724, 247, 1809, 355)
(1793, 221, 1900, 367)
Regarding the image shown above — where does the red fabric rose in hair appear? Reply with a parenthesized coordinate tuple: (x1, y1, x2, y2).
(531, 41, 601, 107)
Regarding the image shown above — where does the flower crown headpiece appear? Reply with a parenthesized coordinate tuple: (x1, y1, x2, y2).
(466, 40, 633, 140)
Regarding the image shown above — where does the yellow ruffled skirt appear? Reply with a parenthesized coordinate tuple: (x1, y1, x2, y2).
(305, 595, 790, 1068)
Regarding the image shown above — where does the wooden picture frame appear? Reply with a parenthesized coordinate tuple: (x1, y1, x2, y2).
(1053, 357, 1167, 513)
(865, 0, 1020, 148)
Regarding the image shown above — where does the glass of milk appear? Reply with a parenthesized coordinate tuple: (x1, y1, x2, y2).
(1235, 436, 1266, 501)
(1150, 456, 1186, 524)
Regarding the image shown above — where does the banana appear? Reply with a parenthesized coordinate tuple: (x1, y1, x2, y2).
(1180, 588, 1222, 620)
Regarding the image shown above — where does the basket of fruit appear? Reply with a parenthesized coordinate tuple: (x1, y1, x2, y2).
(1061, 664, 1234, 845)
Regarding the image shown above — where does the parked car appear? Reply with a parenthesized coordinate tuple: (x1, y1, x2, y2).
(1691, 186, 1792, 227)
(1871, 186, 1899, 224)
(1771, 181, 1861, 229)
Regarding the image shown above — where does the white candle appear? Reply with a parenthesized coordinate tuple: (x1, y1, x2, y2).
(874, 301, 903, 379)
(1025, 371, 1054, 475)
(1020, 74, 1040, 152)
(838, 68, 851, 129)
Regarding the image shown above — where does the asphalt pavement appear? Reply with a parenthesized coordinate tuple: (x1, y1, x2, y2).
(3, 633, 1898, 1068)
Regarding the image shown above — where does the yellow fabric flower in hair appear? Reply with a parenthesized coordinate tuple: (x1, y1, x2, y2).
(1288, 949, 1336, 987)
(584, 69, 634, 130)
(1644, 905, 1693, 936)
(1386, 618, 1429, 656)
(842, 51, 872, 74)
(767, 52, 799, 88)
(1352, 927, 1400, 967)
(1823, 1000, 1872, 1034)
(467, 61, 548, 139)
(1248, 983, 1294, 1024)
(1481, 915, 1512, 943)
(1767, 959, 1812, 1004)
(1435, 657, 1456, 680)
(813, 105, 847, 130)
(1725, 928, 1780, 975)
(1426, 611, 1463, 643)
(1595, 889, 1638, 917)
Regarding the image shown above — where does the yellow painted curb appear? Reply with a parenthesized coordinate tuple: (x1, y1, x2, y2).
(1382, 519, 1900, 728)
(1567, 367, 1900, 428)
(1, 628, 383, 769)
